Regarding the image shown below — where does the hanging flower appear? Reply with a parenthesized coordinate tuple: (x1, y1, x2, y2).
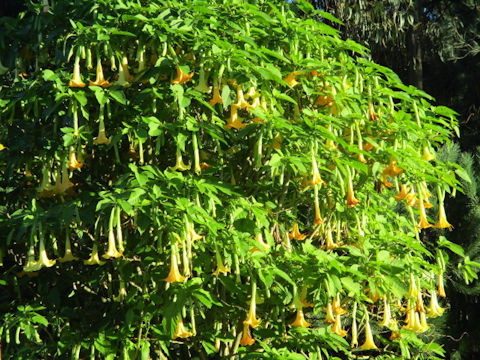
(68, 147, 83, 170)
(368, 102, 377, 121)
(52, 164, 75, 196)
(322, 226, 340, 251)
(58, 230, 79, 262)
(314, 184, 324, 225)
(283, 71, 302, 87)
(289, 222, 307, 241)
(310, 152, 325, 186)
(194, 67, 210, 93)
(351, 302, 358, 347)
(172, 65, 194, 84)
(417, 197, 432, 229)
(208, 85, 223, 106)
(84, 241, 106, 265)
(383, 158, 403, 177)
(103, 217, 123, 259)
(93, 107, 111, 145)
(359, 319, 378, 350)
(435, 200, 453, 230)
(173, 317, 193, 339)
(224, 105, 246, 129)
(325, 302, 335, 324)
(291, 308, 311, 327)
(395, 184, 408, 201)
(332, 293, 348, 315)
(240, 324, 255, 346)
(69, 55, 86, 87)
(165, 243, 186, 283)
(250, 233, 270, 252)
(347, 169, 360, 207)
(379, 298, 394, 328)
(427, 291, 445, 318)
(169, 147, 191, 171)
(213, 245, 230, 276)
(235, 87, 251, 109)
(244, 281, 261, 327)
(402, 304, 415, 330)
(89, 58, 111, 87)
(437, 272, 446, 298)
(331, 314, 348, 337)
(422, 144, 435, 161)
(114, 55, 133, 86)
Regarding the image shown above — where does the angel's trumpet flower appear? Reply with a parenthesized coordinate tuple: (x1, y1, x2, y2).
(114, 55, 133, 87)
(243, 280, 261, 327)
(68, 147, 83, 170)
(406, 187, 418, 207)
(208, 84, 223, 106)
(103, 209, 123, 259)
(253, 233, 270, 251)
(325, 302, 335, 324)
(213, 245, 230, 276)
(418, 311, 429, 332)
(291, 308, 311, 327)
(311, 151, 325, 186)
(172, 65, 194, 85)
(93, 104, 111, 145)
(69, 55, 86, 87)
(332, 314, 347, 337)
(416, 288, 426, 313)
(194, 67, 210, 93)
(59, 229, 79, 262)
(23, 239, 41, 272)
(53, 164, 74, 196)
(422, 144, 435, 161)
(187, 219, 203, 242)
(235, 87, 251, 109)
(408, 274, 418, 299)
(332, 293, 347, 315)
(351, 302, 359, 347)
(427, 291, 445, 318)
(84, 240, 106, 265)
(164, 243, 186, 283)
(359, 317, 378, 350)
(135, 46, 146, 74)
(37, 234, 56, 268)
(169, 147, 191, 171)
(173, 317, 193, 339)
(300, 286, 313, 308)
(323, 226, 340, 251)
(379, 298, 394, 328)
(368, 102, 377, 121)
(435, 198, 453, 230)
(36, 165, 54, 199)
(289, 222, 306, 241)
(395, 184, 408, 201)
(283, 71, 302, 87)
(383, 158, 403, 177)
(239, 324, 255, 346)
(417, 194, 432, 229)
(437, 272, 446, 298)
(89, 58, 111, 87)
(224, 105, 246, 129)
(346, 168, 360, 207)
(314, 184, 323, 225)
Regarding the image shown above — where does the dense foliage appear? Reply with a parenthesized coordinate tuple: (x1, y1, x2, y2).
(0, 0, 468, 359)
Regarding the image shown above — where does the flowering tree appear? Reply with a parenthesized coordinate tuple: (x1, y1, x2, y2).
(0, 0, 466, 359)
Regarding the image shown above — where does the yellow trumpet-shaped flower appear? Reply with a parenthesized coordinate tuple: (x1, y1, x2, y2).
(359, 319, 378, 350)
(314, 184, 324, 225)
(165, 244, 186, 283)
(68, 147, 83, 170)
(408, 274, 418, 299)
(383, 158, 403, 177)
(418, 311, 429, 332)
(93, 115, 111, 145)
(437, 272, 446, 298)
(417, 197, 432, 229)
(240, 324, 255, 346)
(427, 291, 445, 318)
(283, 71, 302, 87)
(403, 304, 415, 330)
(213, 245, 230, 276)
(322, 226, 340, 251)
(332, 314, 348, 337)
(347, 169, 360, 207)
(58, 230, 79, 262)
(244, 281, 261, 327)
(291, 308, 311, 327)
(235, 87, 251, 109)
(289, 222, 307, 241)
(406, 188, 418, 207)
(394, 184, 408, 201)
(332, 293, 348, 315)
(89, 58, 111, 87)
(422, 145, 435, 161)
(173, 317, 193, 339)
(435, 201, 453, 230)
(224, 105, 246, 130)
(169, 147, 191, 171)
(36, 166, 54, 199)
(115, 55, 133, 87)
(379, 298, 394, 328)
(103, 227, 122, 259)
(250, 233, 270, 253)
(368, 102, 377, 121)
(194, 67, 210, 93)
(172, 65, 194, 85)
(416, 288, 426, 313)
(300, 286, 313, 308)
(351, 302, 358, 347)
(208, 84, 223, 106)
(23, 241, 41, 272)
(52, 165, 74, 196)
(84, 241, 106, 265)
(37, 235, 56, 268)
(69, 55, 86, 87)
(324, 302, 335, 324)
(310, 152, 325, 186)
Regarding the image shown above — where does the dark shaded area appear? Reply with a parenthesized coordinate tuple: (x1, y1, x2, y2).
(0, 0, 26, 18)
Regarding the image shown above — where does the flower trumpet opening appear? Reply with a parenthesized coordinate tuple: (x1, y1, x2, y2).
(23, 238, 42, 272)
(224, 105, 246, 129)
(379, 298, 394, 328)
(359, 320, 378, 350)
(103, 210, 123, 259)
(93, 104, 111, 145)
(69, 55, 86, 87)
(213, 245, 230, 276)
(173, 317, 193, 339)
(59, 229, 79, 262)
(291, 308, 311, 327)
(325, 302, 335, 324)
(417, 196, 432, 229)
(332, 293, 347, 315)
(194, 67, 210, 93)
(114, 55, 133, 86)
(347, 169, 360, 207)
(332, 314, 348, 337)
(240, 324, 255, 346)
(422, 144, 435, 161)
(435, 201, 453, 230)
(172, 65, 194, 85)
(37, 235, 56, 268)
(427, 291, 445, 318)
(289, 222, 306, 241)
(89, 58, 111, 87)
(235, 87, 251, 109)
(383, 158, 403, 177)
(169, 147, 191, 171)
(437, 272, 446, 298)
(83, 241, 106, 265)
(244, 281, 261, 328)
(208, 84, 223, 106)
(310, 152, 325, 186)
(68, 147, 83, 170)
(283, 71, 302, 87)
(164, 243, 186, 283)
(395, 184, 408, 201)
